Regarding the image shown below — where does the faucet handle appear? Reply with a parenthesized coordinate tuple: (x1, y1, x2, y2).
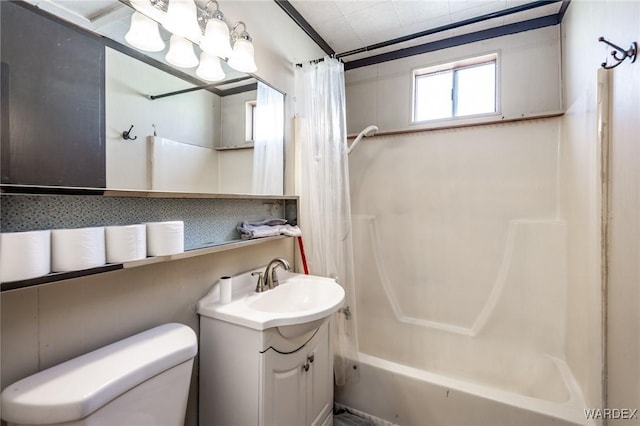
(251, 271, 266, 293)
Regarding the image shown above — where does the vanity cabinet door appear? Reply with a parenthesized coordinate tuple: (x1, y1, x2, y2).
(1, 2, 105, 188)
(260, 321, 333, 426)
(306, 323, 333, 426)
(262, 349, 307, 426)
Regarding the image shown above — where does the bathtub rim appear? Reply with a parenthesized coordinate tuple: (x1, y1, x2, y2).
(340, 352, 591, 426)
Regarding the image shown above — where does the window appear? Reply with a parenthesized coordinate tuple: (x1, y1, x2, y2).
(245, 100, 257, 142)
(413, 53, 497, 123)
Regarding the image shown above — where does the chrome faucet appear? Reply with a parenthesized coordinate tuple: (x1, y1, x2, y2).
(252, 258, 291, 292)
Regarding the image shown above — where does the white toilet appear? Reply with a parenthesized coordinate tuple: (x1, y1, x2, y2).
(1, 323, 197, 426)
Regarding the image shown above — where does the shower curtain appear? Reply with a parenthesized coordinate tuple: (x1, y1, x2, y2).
(297, 57, 360, 386)
(252, 82, 284, 195)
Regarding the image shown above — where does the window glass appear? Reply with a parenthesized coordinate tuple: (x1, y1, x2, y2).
(455, 63, 496, 117)
(414, 71, 452, 121)
(413, 54, 497, 123)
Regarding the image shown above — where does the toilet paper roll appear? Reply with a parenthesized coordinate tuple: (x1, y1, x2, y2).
(219, 276, 232, 304)
(51, 227, 106, 272)
(146, 221, 184, 256)
(0, 230, 51, 282)
(105, 225, 147, 263)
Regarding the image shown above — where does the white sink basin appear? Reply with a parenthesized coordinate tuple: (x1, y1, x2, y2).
(197, 270, 345, 333)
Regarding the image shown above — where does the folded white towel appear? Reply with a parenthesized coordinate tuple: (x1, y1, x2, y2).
(237, 220, 302, 239)
(246, 218, 288, 227)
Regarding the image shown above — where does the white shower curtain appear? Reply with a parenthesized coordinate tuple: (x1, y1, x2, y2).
(252, 82, 284, 195)
(298, 58, 360, 386)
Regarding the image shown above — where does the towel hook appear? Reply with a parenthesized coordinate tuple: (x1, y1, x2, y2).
(599, 37, 637, 69)
(122, 125, 138, 141)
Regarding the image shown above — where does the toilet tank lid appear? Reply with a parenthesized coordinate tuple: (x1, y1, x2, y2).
(1, 323, 198, 425)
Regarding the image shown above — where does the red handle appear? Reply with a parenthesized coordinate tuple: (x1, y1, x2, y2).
(297, 236, 309, 275)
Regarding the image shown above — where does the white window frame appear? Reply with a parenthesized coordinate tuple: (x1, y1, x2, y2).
(245, 100, 257, 142)
(411, 52, 500, 125)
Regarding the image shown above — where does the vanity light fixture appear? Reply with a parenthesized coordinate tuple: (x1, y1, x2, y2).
(196, 52, 226, 81)
(125, 11, 165, 52)
(199, 1, 232, 58)
(124, 0, 258, 74)
(228, 21, 257, 73)
(166, 34, 199, 68)
(129, 0, 167, 24)
(162, 0, 201, 42)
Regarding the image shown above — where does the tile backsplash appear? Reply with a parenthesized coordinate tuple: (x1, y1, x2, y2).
(1, 194, 296, 250)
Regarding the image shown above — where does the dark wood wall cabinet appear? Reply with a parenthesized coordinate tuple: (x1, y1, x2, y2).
(1, 1, 106, 188)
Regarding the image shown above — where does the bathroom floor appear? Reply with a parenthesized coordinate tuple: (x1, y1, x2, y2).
(334, 407, 376, 426)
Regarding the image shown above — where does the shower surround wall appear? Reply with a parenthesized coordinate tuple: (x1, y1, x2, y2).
(339, 25, 602, 425)
(562, 1, 640, 423)
(343, 119, 589, 424)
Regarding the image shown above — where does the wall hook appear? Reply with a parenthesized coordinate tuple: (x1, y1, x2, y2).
(599, 37, 637, 69)
(122, 125, 138, 141)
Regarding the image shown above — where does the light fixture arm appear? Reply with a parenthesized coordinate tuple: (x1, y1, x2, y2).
(205, 0, 220, 12)
(204, 0, 225, 22)
(231, 21, 252, 42)
(149, 0, 168, 12)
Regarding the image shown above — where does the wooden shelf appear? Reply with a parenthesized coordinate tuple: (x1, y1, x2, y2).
(1, 236, 290, 293)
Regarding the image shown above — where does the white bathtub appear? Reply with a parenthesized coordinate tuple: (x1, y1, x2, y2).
(341, 216, 596, 426)
(335, 353, 589, 426)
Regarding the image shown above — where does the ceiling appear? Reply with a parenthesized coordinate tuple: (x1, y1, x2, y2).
(21, 0, 566, 77)
(284, 0, 565, 66)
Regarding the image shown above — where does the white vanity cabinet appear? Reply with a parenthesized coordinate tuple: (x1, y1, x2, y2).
(262, 321, 333, 426)
(199, 316, 333, 426)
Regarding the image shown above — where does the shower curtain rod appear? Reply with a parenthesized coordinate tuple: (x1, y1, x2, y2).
(337, 0, 561, 59)
(148, 76, 254, 100)
(298, 0, 564, 68)
(295, 56, 343, 67)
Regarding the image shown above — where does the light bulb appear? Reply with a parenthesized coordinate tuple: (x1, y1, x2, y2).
(228, 37, 257, 73)
(165, 34, 199, 68)
(196, 52, 226, 82)
(129, 0, 166, 24)
(163, 0, 202, 42)
(200, 17, 232, 58)
(125, 11, 165, 52)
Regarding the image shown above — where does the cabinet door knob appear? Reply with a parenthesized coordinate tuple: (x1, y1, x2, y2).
(307, 354, 315, 363)
(302, 362, 310, 372)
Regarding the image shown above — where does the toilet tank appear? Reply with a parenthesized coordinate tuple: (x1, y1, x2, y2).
(1, 323, 197, 426)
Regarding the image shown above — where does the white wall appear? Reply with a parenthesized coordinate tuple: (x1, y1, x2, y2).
(345, 1, 640, 418)
(105, 0, 327, 195)
(221, 90, 256, 148)
(347, 119, 573, 408)
(562, 0, 640, 421)
(1, 239, 294, 426)
(345, 26, 562, 135)
(344, 19, 606, 421)
(217, 91, 256, 193)
(105, 48, 221, 190)
(0, 5, 323, 426)
(149, 137, 218, 192)
(213, 1, 325, 196)
(218, 149, 254, 194)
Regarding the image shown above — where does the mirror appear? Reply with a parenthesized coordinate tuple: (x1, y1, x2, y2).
(22, 0, 285, 196)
